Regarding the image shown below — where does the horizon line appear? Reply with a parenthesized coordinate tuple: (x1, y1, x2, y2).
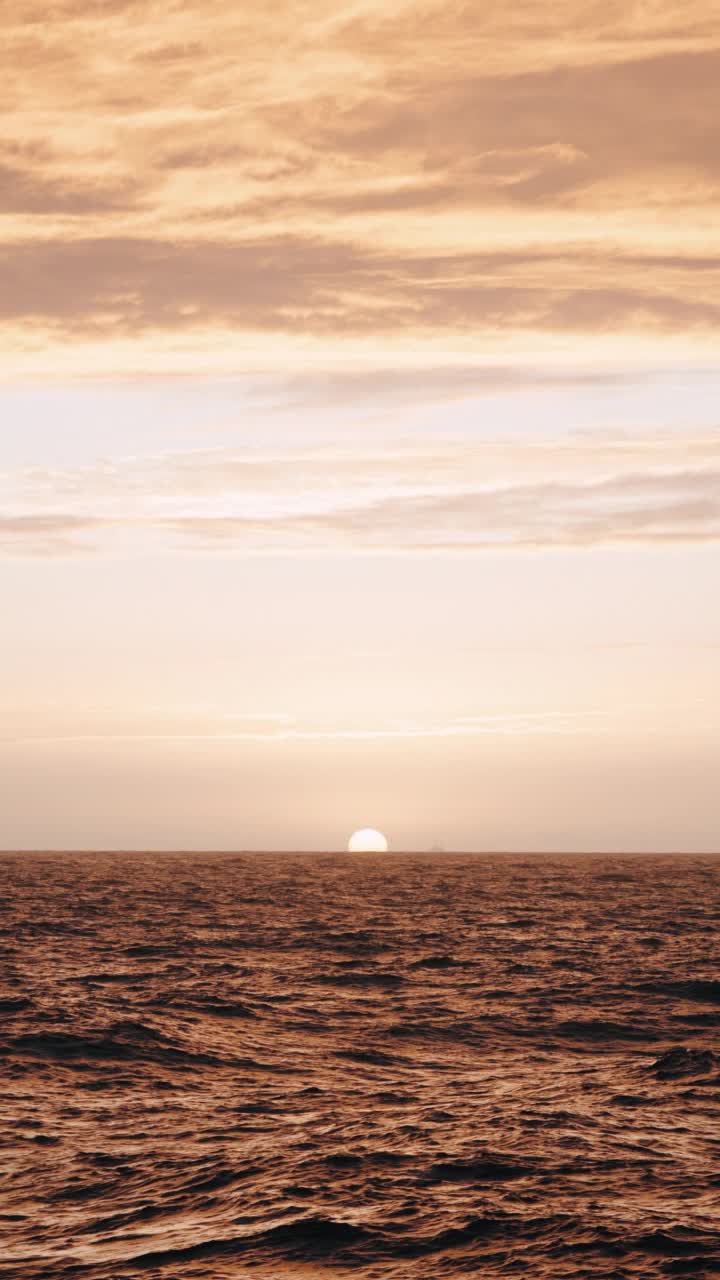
(1, 848, 718, 857)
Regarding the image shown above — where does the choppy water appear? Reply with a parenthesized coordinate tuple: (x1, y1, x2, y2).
(2, 852, 720, 1278)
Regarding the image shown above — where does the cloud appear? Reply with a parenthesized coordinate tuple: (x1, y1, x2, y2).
(0, 515, 106, 555)
(0, 158, 136, 214)
(3, 439, 719, 555)
(306, 49, 720, 195)
(0, 707, 624, 746)
(159, 467, 720, 551)
(1, 1, 719, 370)
(1, 237, 718, 339)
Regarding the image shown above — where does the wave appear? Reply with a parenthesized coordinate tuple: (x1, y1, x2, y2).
(423, 1154, 536, 1183)
(651, 1046, 717, 1077)
(311, 970, 404, 989)
(639, 979, 720, 1003)
(5, 1025, 221, 1068)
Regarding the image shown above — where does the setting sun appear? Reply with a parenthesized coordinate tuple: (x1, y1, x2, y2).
(347, 829, 389, 853)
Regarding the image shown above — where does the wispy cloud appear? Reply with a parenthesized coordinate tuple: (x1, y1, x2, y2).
(158, 467, 720, 552)
(3, 433, 719, 555)
(0, 708, 626, 746)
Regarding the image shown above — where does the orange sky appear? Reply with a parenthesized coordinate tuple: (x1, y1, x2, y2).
(1, 1, 718, 849)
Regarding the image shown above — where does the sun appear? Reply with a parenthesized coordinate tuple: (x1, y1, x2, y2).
(347, 828, 389, 853)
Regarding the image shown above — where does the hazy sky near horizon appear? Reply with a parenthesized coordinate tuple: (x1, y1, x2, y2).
(1, 1, 719, 850)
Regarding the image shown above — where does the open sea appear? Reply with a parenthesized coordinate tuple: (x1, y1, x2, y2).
(2, 852, 719, 1278)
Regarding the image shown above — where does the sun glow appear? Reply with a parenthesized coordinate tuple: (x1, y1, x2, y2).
(347, 828, 389, 853)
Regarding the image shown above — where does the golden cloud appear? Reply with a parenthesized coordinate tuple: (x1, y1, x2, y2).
(1, 0, 718, 372)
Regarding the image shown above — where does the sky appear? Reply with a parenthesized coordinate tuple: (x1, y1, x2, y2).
(1, 0, 719, 851)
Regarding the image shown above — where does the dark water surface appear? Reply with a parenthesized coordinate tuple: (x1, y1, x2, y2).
(2, 852, 720, 1278)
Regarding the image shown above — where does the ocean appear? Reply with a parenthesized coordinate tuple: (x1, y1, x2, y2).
(2, 851, 719, 1277)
